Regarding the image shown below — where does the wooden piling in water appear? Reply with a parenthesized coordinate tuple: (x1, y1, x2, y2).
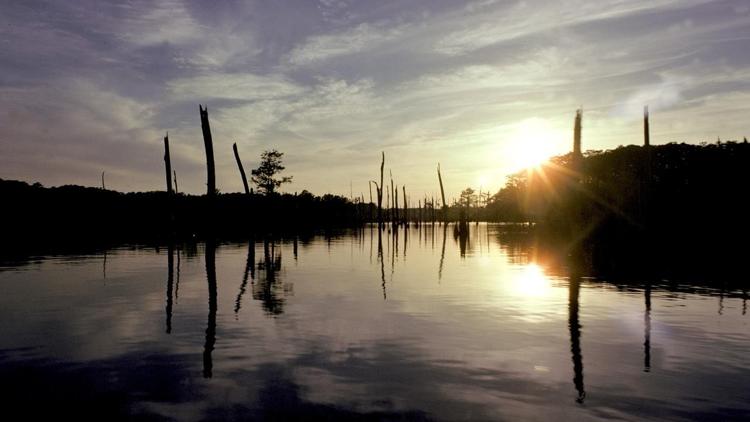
(643, 105, 650, 147)
(573, 108, 583, 163)
(373, 152, 384, 226)
(164, 133, 173, 194)
(232, 142, 250, 195)
(199, 105, 216, 197)
(437, 163, 447, 223)
(402, 185, 408, 226)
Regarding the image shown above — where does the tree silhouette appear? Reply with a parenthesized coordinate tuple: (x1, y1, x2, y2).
(459, 187, 477, 208)
(251, 149, 292, 195)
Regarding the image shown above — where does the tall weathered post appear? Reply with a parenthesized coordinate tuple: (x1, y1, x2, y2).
(372, 152, 385, 226)
(164, 133, 173, 194)
(566, 109, 584, 233)
(402, 185, 408, 226)
(437, 163, 447, 223)
(394, 185, 399, 227)
(643, 105, 650, 147)
(642, 105, 653, 230)
(232, 142, 250, 195)
(199, 105, 216, 197)
(573, 108, 583, 163)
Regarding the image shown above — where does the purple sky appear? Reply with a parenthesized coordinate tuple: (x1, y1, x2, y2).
(1, 0, 749, 198)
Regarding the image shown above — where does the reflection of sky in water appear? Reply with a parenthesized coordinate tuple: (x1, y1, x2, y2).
(1, 224, 749, 420)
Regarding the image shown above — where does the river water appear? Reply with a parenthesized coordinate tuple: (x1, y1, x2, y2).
(1, 224, 748, 421)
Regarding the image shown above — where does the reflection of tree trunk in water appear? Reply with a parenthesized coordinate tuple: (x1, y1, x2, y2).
(175, 246, 181, 301)
(391, 228, 397, 281)
(166, 244, 174, 334)
(293, 236, 298, 262)
(235, 240, 255, 317)
(568, 273, 585, 403)
(431, 223, 435, 250)
(378, 229, 386, 300)
(403, 225, 408, 261)
(718, 287, 725, 315)
(102, 250, 107, 281)
(394, 227, 399, 259)
(438, 224, 447, 281)
(458, 226, 469, 257)
(203, 240, 217, 378)
(644, 282, 651, 372)
(743, 289, 747, 316)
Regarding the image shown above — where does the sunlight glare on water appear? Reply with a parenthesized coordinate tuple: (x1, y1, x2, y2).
(1, 224, 749, 421)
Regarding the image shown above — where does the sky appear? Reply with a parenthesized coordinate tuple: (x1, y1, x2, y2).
(1, 0, 749, 199)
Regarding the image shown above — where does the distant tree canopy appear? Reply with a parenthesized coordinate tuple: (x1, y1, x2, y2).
(251, 149, 293, 195)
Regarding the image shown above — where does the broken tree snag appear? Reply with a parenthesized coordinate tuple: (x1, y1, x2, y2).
(164, 132, 173, 194)
(378, 152, 384, 225)
(173, 170, 179, 194)
(437, 163, 447, 223)
(199, 105, 216, 197)
(573, 108, 583, 160)
(232, 142, 250, 195)
(643, 105, 650, 147)
(402, 185, 408, 226)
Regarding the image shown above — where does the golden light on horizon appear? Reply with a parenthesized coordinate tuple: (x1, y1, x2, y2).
(512, 118, 564, 170)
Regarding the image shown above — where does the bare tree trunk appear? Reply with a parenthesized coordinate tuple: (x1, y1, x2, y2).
(437, 163, 447, 223)
(164, 133, 173, 194)
(232, 142, 250, 195)
(402, 185, 408, 226)
(394, 185, 399, 226)
(390, 171, 395, 225)
(199, 105, 216, 197)
(173, 170, 179, 194)
(643, 105, 650, 147)
(378, 152, 384, 226)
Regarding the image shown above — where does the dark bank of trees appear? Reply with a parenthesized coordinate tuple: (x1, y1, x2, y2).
(482, 141, 750, 230)
(0, 178, 363, 247)
(478, 140, 750, 273)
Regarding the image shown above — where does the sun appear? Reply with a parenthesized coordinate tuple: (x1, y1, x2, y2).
(512, 118, 563, 170)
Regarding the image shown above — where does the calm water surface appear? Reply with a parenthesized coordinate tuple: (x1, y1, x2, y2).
(1, 224, 749, 421)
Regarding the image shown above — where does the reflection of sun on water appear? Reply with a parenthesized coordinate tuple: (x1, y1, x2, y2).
(507, 264, 557, 323)
(513, 264, 552, 298)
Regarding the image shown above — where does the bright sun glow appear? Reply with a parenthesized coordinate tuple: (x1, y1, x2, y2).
(512, 264, 552, 298)
(512, 118, 563, 169)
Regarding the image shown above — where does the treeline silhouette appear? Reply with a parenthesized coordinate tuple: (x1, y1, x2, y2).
(483, 141, 749, 229)
(479, 140, 750, 274)
(0, 179, 366, 246)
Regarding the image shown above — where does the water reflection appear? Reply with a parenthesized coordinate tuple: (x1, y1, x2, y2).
(568, 267, 586, 404)
(253, 239, 286, 316)
(165, 244, 174, 334)
(2, 224, 750, 420)
(439, 224, 447, 280)
(644, 281, 651, 372)
(378, 228, 386, 300)
(203, 240, 217, 378)
(234, 240, 255, 317)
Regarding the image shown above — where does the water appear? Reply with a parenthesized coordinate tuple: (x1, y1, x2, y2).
(1, 224, 749, 421)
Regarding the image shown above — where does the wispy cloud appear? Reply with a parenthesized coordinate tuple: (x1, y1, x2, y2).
(286, 22, 406, 66)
